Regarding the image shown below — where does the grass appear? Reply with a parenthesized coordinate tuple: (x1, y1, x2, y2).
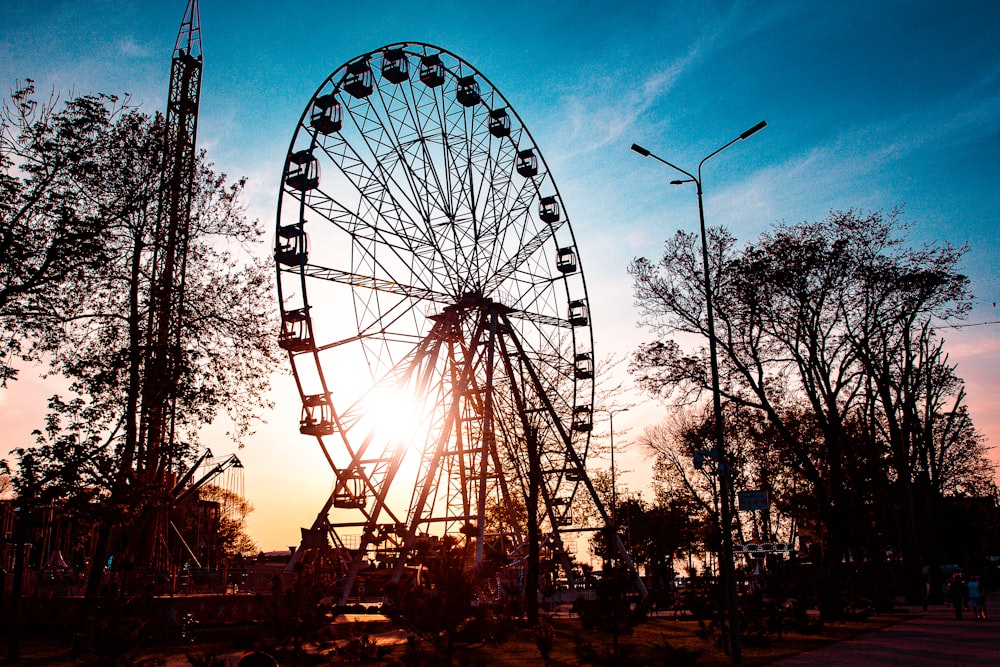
(440, 611, 914, 666)
(0, 609, 916, 665)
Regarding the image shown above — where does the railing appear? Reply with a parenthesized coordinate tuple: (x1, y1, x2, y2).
(13, 564, 290, 598)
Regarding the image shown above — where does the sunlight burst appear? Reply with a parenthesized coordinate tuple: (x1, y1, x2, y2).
(355, 384, 428, 450)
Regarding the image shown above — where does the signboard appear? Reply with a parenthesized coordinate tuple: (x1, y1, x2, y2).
(738, 489, 769, 511)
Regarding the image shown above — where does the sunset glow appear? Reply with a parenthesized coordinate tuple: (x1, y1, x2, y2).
(0, 2, 996, 559)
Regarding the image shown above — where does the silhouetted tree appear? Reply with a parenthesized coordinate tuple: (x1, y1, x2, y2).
(1, 81, 118, 384)
(2, 82, 278, 599)
(629, 209, 994, 614)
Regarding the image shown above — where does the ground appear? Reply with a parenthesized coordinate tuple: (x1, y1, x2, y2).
(0, 608, 915, 666)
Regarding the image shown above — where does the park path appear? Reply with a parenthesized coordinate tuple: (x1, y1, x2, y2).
(771, 599, 998, 666)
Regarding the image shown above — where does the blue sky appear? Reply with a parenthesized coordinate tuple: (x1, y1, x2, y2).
(2, 1, 998, 550)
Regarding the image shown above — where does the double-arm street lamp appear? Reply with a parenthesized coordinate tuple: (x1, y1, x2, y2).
(630, 120, 766, 663)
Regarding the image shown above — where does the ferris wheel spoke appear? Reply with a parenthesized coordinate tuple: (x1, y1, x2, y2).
(305, 93, 467, 293)
(377, 65, 477, 284)
(488, 218, 566, 295)
(338, 92, 474, 290)
(507, 307, 574, 330)
(338, 87, 444, 222)
(309, 149, 463, 298)
(311, 130, 424, 236)
(403, 75, 455, 216)
(300, 185, 451, 304)
(479, 147, 529, 277)
(466, 121, 519, 281)
(301, 263, 452, 305)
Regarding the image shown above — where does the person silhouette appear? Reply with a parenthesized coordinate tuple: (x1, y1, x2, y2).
(946, 572, 967, 620)
(967, 576, 986, 620)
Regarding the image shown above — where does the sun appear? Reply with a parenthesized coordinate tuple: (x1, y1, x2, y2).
(356, 383, 428, 449)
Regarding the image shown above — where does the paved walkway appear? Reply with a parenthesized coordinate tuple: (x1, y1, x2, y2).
(771, 600, 998, 666)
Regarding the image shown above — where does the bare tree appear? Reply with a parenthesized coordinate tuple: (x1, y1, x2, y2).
(629, 209, 994, 611)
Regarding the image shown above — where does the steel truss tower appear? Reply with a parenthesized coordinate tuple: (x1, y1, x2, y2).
(137, 0, 203, 567)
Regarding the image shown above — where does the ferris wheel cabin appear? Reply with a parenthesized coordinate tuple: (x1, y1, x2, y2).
(456, 75, 481, 106)
(516, 149, 538, 177)
(381, 48, 409, 84)
(310, 94, 342, 135)
(556, 247, 578, 273)
(278, 307, 314, 353)
(343, 60, 374, 98)
(275, 222, 308, 267)
(285, 150, 319, 192)
(568, 299, 589, 326)
(333, 470, 366, 509)
(489, 107, 511, 137)
(539, 196, 561, 223)
(572, 405, 593, 432)
(418, 54, 445, 87)
(300, 394, 336, 436)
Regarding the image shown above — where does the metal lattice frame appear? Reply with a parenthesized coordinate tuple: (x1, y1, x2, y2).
(275, 42, 632, 603)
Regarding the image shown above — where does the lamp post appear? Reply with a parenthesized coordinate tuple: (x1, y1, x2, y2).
(631, 120, 766, 664)
(603, 407, 629, 535)
(600, 406, 629, 659)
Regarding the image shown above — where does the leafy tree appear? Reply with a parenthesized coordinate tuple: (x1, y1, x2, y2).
(171, 484, 258, 567)
(198, 484, 258, 559)
(1, 81, 121, 384)
(1, 82, 279, 598)
(382, 535, 476, 664)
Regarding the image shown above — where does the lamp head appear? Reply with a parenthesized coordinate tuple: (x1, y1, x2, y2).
(739, 120, 767, 140)
(630, 143, 651, 157)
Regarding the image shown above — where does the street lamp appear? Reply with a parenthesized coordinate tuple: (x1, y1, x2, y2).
(630, 120, 766, 664)
(602, 407, 629, 534)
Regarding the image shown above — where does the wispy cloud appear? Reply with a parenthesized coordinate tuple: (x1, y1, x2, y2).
(551, 57, 695, 159)
(115, 36, 153, 59)
(542, 3, 808, 161)
(839, 68, 1000, 170)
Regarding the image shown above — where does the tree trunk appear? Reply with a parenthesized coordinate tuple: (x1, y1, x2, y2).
(6, 509, 28, 661)
(85, 522, 112, 599)
(526, 427, 539, 625)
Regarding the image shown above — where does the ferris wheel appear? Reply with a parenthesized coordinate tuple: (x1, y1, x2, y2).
(274, 42, 632, 602)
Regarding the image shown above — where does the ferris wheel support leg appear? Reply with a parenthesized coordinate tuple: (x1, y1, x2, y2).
(474, 313, 500, 567)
